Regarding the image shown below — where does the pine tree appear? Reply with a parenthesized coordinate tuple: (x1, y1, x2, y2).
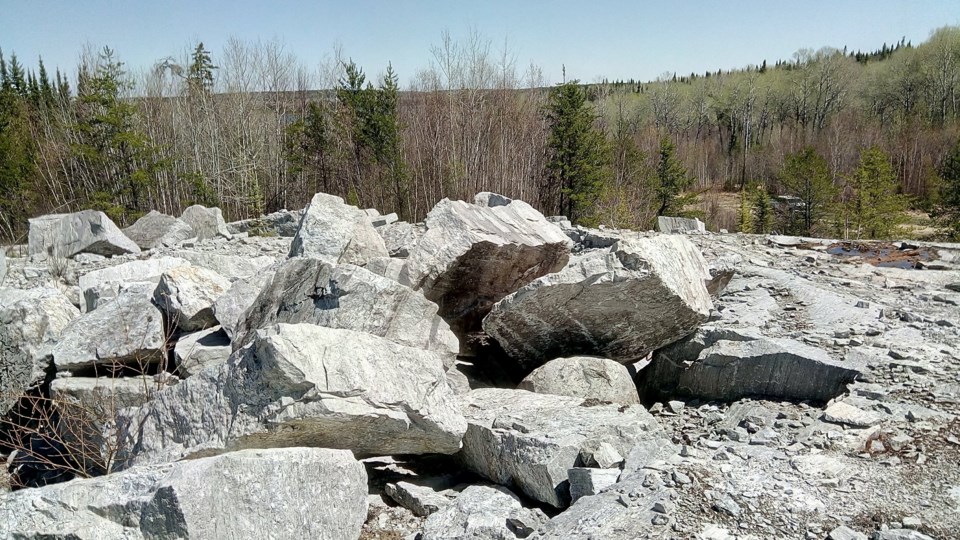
(778, 147, 837, 235)
(544, 80, 610, 225)
(933, 138, 960, 238)
(372, 63, 409, 219)
(187, 42, 216, 97)
(738, 183, 773, 233)
(838, 146, 908, 239)
(654, 137, 696, 216)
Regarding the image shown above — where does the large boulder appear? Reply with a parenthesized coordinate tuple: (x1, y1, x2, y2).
(483, 235, 713, 371)
(0, 447, 368, 540)
(122, 210, 194, 249)
(421, 484, 548, 540)
(174, 326, 231, 377)
(459, 388, 664, 508)
(400, 196, 572, 336)
(518, 356, 640, 405)
(154, 266, 231, 331)
(211, 268, 276, 340)
(288, 192, 389, 264)
(0, 287, 79, 413)
(226, 209, 303, 237)
(656, 215, 706, 234)
(637, 327, 864, 403)
(28, 211, 140, 258)
(77, 257, 189, 312)
(180, 205, 232, 241)
(166, 250, 276, 280)
(116, 324, 467, 468)
(52, 283, 165, 374)
(233, 257, 459, 365)
(379, 220, 426, 258)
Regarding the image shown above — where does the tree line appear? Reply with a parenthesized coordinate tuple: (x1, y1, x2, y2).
(1, 28, 959, 242)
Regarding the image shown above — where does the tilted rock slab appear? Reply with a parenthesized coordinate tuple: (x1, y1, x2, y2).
(116, 324, 467, 468)
(154, 265, 231, 331)
(52, 282, 165, 373)
(288, 192, 389, 264)
(77, 256, 189, 312)
(211, 267, 277, 340)
(459, 388, 664, 508)
(0, 287, 79, 413)
(421, 484, 548, 540)
(122, 210, 194, 249)
(28, 210, 140, 258)
(518, 356, 640, 405)
(166, 250, 276, 280)
(379, 220, 426, 258)
(0, 447, 367, 540)
(174, 326, 231, 377)
(180, 204, 232, 240)
(400, 196, 572, 336)
(233, 257, 459, 365)
(637, 326, 864, 403)
(483, 235, 714, 371)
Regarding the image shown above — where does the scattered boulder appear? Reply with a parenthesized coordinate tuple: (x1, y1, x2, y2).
(180, 204, 232, 241)
(379, 220, 426, 258)
(226, 209, 303, 237)
(637, 328, 863, 403)
(822, 401, 881, 427)
(568, 467, 621, 503)
(122, 210, 194, 249)
(400, 196, 572, 336)
(371, 212, 399, 227)
(421, 484, 548, 540)
(288, 192, 389, 264)
(384, 480, 454, 517)
(116, 324, 467, 468)
(233, 257, 459, 364)
(459, 388, 664, 508)
(0, 447, 367, 540)
(52, 282, 165, 374)
(28, 210, 140, 258)
(167, 250, 276, 280)
(174, 326, 231, 377)
(154, 265, 231, 331)
(518, 356, 640, 405)
(656, 216, 706, 234)
(211, 267, 276, 340)
(77, 257, 188, 312)
(483, 235, 713, 371)
(0, 287, 79, 413)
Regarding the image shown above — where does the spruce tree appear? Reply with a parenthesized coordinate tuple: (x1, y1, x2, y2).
(838, 146, 907, 239)
(187, 42, 216, 97)
(654, 137, 696, 216)
(544, 80, 609, 225)
(779, 147, 837, 235)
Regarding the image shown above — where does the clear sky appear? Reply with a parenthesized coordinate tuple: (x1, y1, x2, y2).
(2, 0, 959, 87)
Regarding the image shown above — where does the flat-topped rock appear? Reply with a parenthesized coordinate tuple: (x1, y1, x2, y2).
(28, 210, 140, 258)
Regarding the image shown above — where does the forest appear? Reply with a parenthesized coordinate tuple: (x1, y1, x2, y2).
(1, 27, 960, 242)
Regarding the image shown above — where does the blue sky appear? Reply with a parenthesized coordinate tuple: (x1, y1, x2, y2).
(2, 0, 959, 87)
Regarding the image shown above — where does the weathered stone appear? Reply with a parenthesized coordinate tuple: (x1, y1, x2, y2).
(829, 525, 868, 540)
(116, 324, 467, 468)
(379, 220, 425, 258)
(28, 211, 140, 258)
(822, 401, 881, 428)
(226, 209, 303, 237)
(211, 268, 276, 340)
(460, 388, 664, 508)
(580, 441, 625, 468)
(0, 250, 6, 284)
(288, 192, 389, 264)
(167, 250, 276, 280)
(174, 326, 231, 377)
(122, 210, 194, 249)
(234, 257, 459, 365)
(371, 212, 399, 227)
(0, 447, 367, 540)
(52, 283, 165, 373)
(518, 356, 640, 405)
(180, 205, 232, 241)
(474, 192, 514, 207)
(568, 468, 620, 502)
(873, 530, 935, 540)
(365, 256, 405, 283)
(401, 196, 572, 336)
(0, 287, 79, 413)
(78, 257, 189, 312)
(421, 484, 548, 540)
(483, 235, 713, 371)
(638, 327, 863, 403)
(384, 481, 453, 517)
(657, 216, 706, 234)
(154, 266, 231, 331)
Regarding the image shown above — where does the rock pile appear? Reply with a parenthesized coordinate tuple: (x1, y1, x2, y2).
(0, 197, 957, 540)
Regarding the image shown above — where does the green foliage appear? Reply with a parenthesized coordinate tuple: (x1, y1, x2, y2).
(183, 171, 220, 208)
(739, 183, 773, 233)
(0, 49, 38, 237)
(933, 138, 960, 238)
(654, 137, 697, 216)
(187, 42, 216, 97)
(545, 80, 610, 225)
(778, 147, 837, 235)
(836, 146, 908, 239)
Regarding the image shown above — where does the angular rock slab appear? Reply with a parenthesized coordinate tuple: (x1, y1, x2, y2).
(401, 196, 572, 335)
(28, 210, 140, 258)
(288, 192, 389, 265)
(0, 287, 79, 413)
(116, 324, 467, 468)
(211, 267, 276, 340)
(122, 210, 194, 249)
(78, 256, 189, 312)
(154, 265, 231, 331)
(459, 388, 664, 508)
(379, 220, 425, 258)
(180, 204, 232, 241)
(52, 283, 165, 373)
(174, 326, 231, 377)
(656, 215, 706, 234)
(421, 484, 548, 540)
(234, 257, 459, 365)
(0, 447, 367, 540)
(637, 327, 864, 403)
(518, 356, 640, 405)
(483, 235, 714, 371)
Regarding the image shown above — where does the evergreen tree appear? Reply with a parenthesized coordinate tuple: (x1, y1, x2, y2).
(37, 58, 54, 107)
(187, 42, 216, 97)
(738, 183, 773, 233)
(372, 64, 409, 219)
(654, 137, 697, 216)
(778, 147, 837, 235)
(544, 80, 610, 224)
(0, 52, 36, 237)
(286, 101, 334, 196)
(837, 146, 907, 239)
(933, 139, 960, 238)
